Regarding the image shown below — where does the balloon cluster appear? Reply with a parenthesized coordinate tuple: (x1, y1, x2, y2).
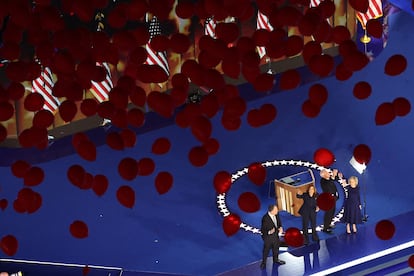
(0, 0, 411, 259)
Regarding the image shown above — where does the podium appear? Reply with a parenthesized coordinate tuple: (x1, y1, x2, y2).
(274, 169, 315, 217)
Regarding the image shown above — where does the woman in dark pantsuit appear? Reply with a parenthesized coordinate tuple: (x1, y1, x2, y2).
(297, 185, 319, 244)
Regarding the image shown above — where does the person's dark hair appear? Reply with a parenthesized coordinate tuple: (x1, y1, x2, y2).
(268, 204, 277, 212)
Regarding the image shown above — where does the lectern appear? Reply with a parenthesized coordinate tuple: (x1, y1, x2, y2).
(274, 169, 315, 217)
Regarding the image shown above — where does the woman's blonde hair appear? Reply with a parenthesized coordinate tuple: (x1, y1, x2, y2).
(348, 176, 359, 185)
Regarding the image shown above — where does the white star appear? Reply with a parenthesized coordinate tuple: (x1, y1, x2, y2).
(280, 160, 287, 165)
(288, 160, 295, 165)
(302, 162, 311, 167)
(263, 161, 273, 167)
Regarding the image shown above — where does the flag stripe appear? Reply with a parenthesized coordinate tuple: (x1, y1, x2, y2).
(310, 0, 321, 7)
(356, 0, 383, 28)
(204, 17, 217, 38)
(256, 11, 273, 59)
(90, 62, 113, 103)
(32, 67, 59, 112)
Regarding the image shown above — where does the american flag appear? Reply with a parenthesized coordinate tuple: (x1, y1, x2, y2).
(32, 66, 60, 112)
(204, 16, 217, 38)
(145, 15, 170, 76)
(90, 62, 113, 103)
(256, 11, 273, 59)
(310, 0, 321, 7)
(356, 0, 383, 29)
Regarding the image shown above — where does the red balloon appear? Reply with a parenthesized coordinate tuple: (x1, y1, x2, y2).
(32, 109, 55, 128)
(0, 235, 18, 256)
(215, 22, 239, 44)
(154, 171, 173, 195)
(308, 84, 328, 107)
(190, 115, 212, 142)
(203, 137, 220, 155)
(188, 146, 209, 167)
(92, 174, 109, 196)
(384, 54, 407, 76)
(238, 192, 261, 213)
(308, 54, 335, 77)
(353, 144, 372, 165)
(317, 192, 335, 211)
(222, 213, 241, 236)
(349, 0, 368, 13)
(137, 157, 155, 176)
(72, 132, 89, 148)
(24, 93, 45, 112)
(353, 81, 372, 100)
(127, 108, 146, 128)
(285, 35, 304, 57)
(313, 148, 335, 166)
(392, 97, 411, 117)
(120, 129, 137, 148)
(11, 160, 31, 178)
(221, 115, 241, 131)
(253, 72, 275, 92)
(15, 188, 42, 214)
(375, 102, 396, 125)
(152, 137, 171, 155)
(59, 100, 78, 122)
(200, 94, 220, 118)
(70, 220, 89, 239)
(247, 108, 262, 128)
(335, 62, 353, 81)
(175, 0, 194, 19)
(147, 91, 175, 118)
(343, 50, 369, 72)
(366, 19, 383, 38)
(302, 100, 321, 118)
(214, 171, 232, 194)
(223, 97, 247, 118)
(375, 220, 395, 240)
(0, 199, 8, 211)
(260, 103, 278, 125)
(75, 140, 97, 162)
(67, 164, 86, 188)
(23, 166, 45, 186)
(332, 25, 351, 44)
(247, 162, 266, 185)
(302, 41, 322, 64)
(0, 102, 15, 122)
(106, 131, 125, 151)
(170, 33, 191, 54)
(284, 227, 304, 247)
(279, 69, 301, 90)
(118, 157, 138, 181)
(116, 185, 135, 208)
(408, 255, 414, 268)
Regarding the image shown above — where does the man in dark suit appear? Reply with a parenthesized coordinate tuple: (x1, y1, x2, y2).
(320, 169, 341, 233)
(260, 204, 285, 269)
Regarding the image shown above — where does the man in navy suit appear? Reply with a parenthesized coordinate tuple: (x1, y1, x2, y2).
(260, 204, 285, 269)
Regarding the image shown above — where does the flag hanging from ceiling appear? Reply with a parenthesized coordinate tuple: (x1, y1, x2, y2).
(256, 10, 274, 59)
(90, 62, 113, 103)
(145, 15, 170, 76)
(204, 16, 217, 38)
(32, 66, 60, 112)
(356, 0, 383, 29)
